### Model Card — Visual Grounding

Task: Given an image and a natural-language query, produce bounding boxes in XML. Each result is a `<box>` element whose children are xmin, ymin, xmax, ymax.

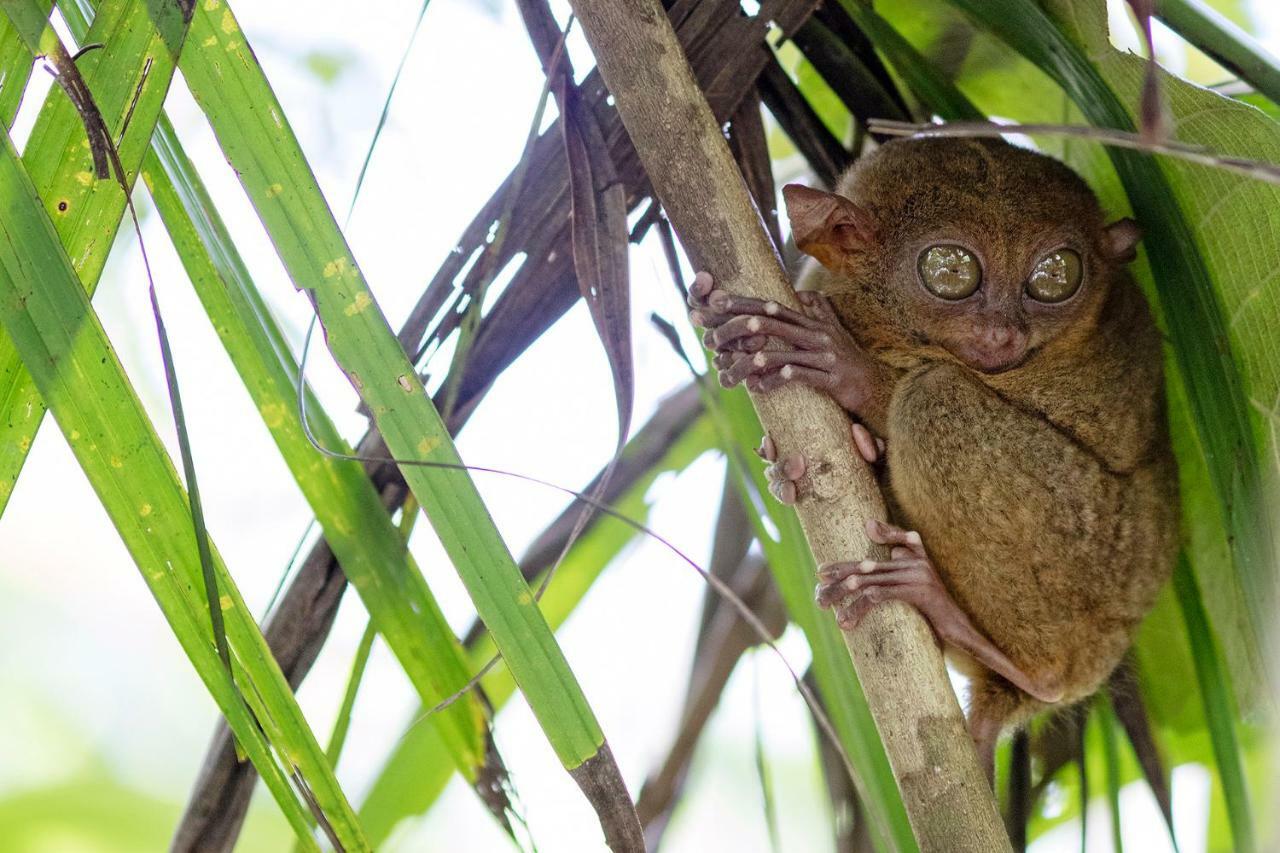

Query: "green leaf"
<box><xmin>0</xmin><ymin>0</ymin><xmax>190</xmax><ymax>515</ymax></box>
<box><xmin>1155</xmin><ymin>0</ymin><xmax>1280</xmax><ymax>107</ymax></box>
<box><xmin>1174</xmin><ymin>557</ymin><xmax>1256</xmax><ymax>853</ymax></box>
<box><xmin>704</xmin><ymin>379</ymin><xmax>916</xmax><ymax>853</ymax></box>
<box><xmin>137</xmin><ymin>111</ymin><xmax>489</xmax><ymax>782</ymax></box>
<box><xmin>0</xmin><ymin>129</ymin><xmax>366</xmax><ymax>850</ymax></box>
<box><xmin>0</xmin><ymin>0</ymin><xmax>43</xmax><ymax>128</ymax></box>
<box><xmin>945</xmin><ymin>0</ymin><xmax>1277</xmax><ymax>695</ymax></box>
<box><xmin>1093</xmin><ymin>696</ymin><xmax>1125</xmax><ymax>853</ymax></box>
<box><xmin>359</xmin><ymin>413</ymin><xmax>716</xmax><ymax>845</ymax></box>
<box><xmin>837</xmin><ymin>0</ymin><xmax>983</xmax><ymax>121</ymax></box>
<box><xmin>175</xmin><ymin>0</ymin><xmax>620</xmax><ymax>791</ymax></box>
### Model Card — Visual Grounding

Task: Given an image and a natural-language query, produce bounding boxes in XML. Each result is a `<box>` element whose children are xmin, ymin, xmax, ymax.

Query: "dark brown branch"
<box><xmin>758</xmin><ymin>55</ymin><xmax>851</xmax><ymax>189</ymax></box>
<box><xmin>789</xmin><ymin>17</ymin><xmax>908</xmax><ymax>129</ymax></box>
<box><xmin>635</xmin><ymin>554</ymin><xmax>785</xmax><ymax>846</ymax></box>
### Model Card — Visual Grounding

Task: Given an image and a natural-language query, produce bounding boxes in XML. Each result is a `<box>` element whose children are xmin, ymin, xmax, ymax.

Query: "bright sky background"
<box><xmin>0</xmin><ymin>0</ymin><xmax>1276</xmax><ymax>850</ymax></box>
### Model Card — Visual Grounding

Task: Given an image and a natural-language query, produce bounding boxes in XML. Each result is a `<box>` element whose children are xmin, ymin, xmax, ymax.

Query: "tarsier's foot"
<box><xmin>816</xmin><ymin>519</ymin><xmax>1064</xmax><ymax>704</ymax></box>
<box><xmin>757</xmin><ymin>424</ymin><xmax>884</xmax><ymax>505</ymax></box>
<box><xmin>687</xmin><ymin>272</ymin><xmax>874</xmax><ymax>412</ymax></box>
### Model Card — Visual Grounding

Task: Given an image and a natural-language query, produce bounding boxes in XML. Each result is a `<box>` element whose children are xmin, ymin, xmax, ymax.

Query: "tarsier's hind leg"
<box><xmin>967</xmin><ymin>674</ymin><xmax>1043</xmax><ymax>784</ymax></box>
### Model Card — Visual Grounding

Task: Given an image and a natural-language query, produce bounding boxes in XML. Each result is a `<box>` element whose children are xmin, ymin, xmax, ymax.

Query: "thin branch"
<box><xmin>868</xmin><ymin>118</ymin><xmax>1280</xmax><ymax>185</ymax></box>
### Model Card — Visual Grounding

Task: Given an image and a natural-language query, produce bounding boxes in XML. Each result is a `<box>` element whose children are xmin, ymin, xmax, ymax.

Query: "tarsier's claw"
<box><xmin>865</xmin><ymin>518</ymin><xmax>924</xmax><ymax>555</ymax></box>
<box><xmin>851</xmin><ymin>423</ymin><xmax>882</xmax><ymax>464</ymax></box>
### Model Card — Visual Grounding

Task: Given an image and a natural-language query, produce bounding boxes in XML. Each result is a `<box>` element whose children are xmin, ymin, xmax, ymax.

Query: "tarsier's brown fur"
<box><xmin>797</xmin><ymin>139</ymin><xmax>1179</xmax><ymax>744</ymax></box>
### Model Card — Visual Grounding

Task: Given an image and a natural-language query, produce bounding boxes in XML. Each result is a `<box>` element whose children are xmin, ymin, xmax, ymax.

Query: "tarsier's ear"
<box><xmin>782</xmin><ymin>184</ymin><xmax>877</xmax><ymax>269</ymax></box>
<box><xmin>1102</xmin><ymin>218</ymin><xmax>1142</xmax><ymax>263</ymax></box>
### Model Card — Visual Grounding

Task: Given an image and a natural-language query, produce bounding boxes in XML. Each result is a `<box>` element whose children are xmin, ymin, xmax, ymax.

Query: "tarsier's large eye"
<box><xmin>1026</xmin><ymin>249</ymin><xmax>1083</xmax><ymax>303</ymax></box>
<box><xmin>918</xmin><ymin>245</ymin><xmax>981</xmax><ymax>300</ymax></box>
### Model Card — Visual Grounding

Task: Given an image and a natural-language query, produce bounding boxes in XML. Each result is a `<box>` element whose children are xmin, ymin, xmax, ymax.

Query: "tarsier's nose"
<box><xmin>982</xmin><ymin>324</ymin><xmax>1017</xmax><ymax>348</ymax></box>
<box><xmin>965</xmin><ymin>319</ymin><xmax>1029</xmax><ymax>373</ymax></box>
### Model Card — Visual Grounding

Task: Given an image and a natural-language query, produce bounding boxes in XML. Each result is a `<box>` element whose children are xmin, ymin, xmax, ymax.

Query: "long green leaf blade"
<box><xmin>139</xmin><ymin>111</ymin><xmax>489</xmax><ymax>782</ymax></box>
<box><xmin>0</xmin><ymin>0</ymin><xmax>189</xmax><ymax>515</ymax></box>
<box><xmin>709</xmin><ymin>380</ymin><xmax>916</xmax><ymax>853</ymax></box>
<box><xmin>0</xmin><ymin>130</ymin><xmax>367</xmax><ymax>850</ymax></box>
<box><xmin>1155</xmin><ymin>0</ymin><xmax>1280</xmax><ymax>108</ymax></box>
<box><xmin>1174</xmin><ymin>557</ymin><xmax>1256</xmax><ymax>853</ymax></box>
<box><xmin>0</xmin><ymin>0</ymin><xmax>44</xmax><ymax>128</ymax></box>
<box><xmin>176</xmin><ymin>0</ymin><xmax>619</xmax><ymax>794</ymax></box>
<box><xmin>359</xmin><ymin>413</ymin><xmax>715</xmax><ymax>844</ymax></box>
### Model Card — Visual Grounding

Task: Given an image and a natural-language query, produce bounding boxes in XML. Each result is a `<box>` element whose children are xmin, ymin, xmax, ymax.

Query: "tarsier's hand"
<box><xmin>686</xmin><ymin>271</ymin><xmax>876</xmax><ymax>415</ymax></box>
<box><xmin>817</xmin><ymin>519</ymin><xmax>1063</xmax><ymax>705</ymax></box>
<box><xmin>757</xmin><ymin>427</ymin><xmax>884</xmax><ymax>505</ymax></box>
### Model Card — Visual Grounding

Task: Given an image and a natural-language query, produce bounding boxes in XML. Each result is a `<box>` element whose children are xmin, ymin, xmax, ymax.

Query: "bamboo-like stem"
<box><xmin>564</xmin><ymin>1</ymin><xmax>1012</xmax><ymax>849</ymax></box>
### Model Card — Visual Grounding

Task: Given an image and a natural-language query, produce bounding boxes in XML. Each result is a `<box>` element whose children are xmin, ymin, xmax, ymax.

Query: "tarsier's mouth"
<box><xmin>947</xmin><ymin>341</ymin><xmax>1035</xmax><ymax>375</ymax></box>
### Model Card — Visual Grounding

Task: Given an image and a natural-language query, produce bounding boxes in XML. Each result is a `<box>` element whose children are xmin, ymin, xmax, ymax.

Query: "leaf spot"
<box><xmin>343</xmin><ymin>291</ymin><xmax>372</xmax><ymax>316</ymax></box>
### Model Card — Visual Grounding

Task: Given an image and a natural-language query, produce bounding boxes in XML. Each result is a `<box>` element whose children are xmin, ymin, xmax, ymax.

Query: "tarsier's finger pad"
<box><xmin>779</xmin><ymin>452</ymin><xmax>806</xmax><ymax>481</ymax></box>
<box><xmin>689</xmin><ymin>271</ymin><xmax>713</xmax><ymax>300</ymax></box>
<box><xmin>769</xmin><ymin>478</ymin><xmax>798</xmax><ymax>505</ymax></box>
<box><xmin>757</xmin><ymin>434</ymin><xmax>776</xmax><ymax>462</ymax></box>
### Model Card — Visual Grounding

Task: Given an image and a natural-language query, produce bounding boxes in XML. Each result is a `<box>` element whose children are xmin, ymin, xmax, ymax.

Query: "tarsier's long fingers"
<box><xmin>718</xmin><ymin>349</ymin><xmax>836</xmax><ymax>387</ymax></box>
<box><xmin>754</xmin><ymin>434</ymin><xmax>806</xmax><ymax>505</ymax></box>
<box><xmin>816</xmin><ymin>519</ymin><xmax>1064</xmax><ymax>704</ymax></box>
<box><xmin>851</xmin><ymin>423</ymin><xmax>885</xmax><ymax>465</ymax></box>
<box><xmin>745</xmin><ymin>363</ymin><xmax>839</xmax><ymax>397</ymax></box>
<box><xmin>708</xmin><ymin>315</ymin><xmax>833</xmax><ymax>352</ymax></box>
<box><xmin>688</xmin><ymin>272</ymin><xmax>780</xmax><ymax>355</ymax></box>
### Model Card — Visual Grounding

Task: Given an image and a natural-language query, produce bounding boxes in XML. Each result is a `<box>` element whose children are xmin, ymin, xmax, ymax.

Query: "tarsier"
<box><xmin>688</xmin><ymin>137</ymin><xmax>1178</xmax><ymax>778</ymax></box>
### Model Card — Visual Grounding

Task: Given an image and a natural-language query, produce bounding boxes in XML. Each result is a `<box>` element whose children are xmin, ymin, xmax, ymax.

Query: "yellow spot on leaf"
<box><xmin>220</xmin><ymin>9</ymin><xmax>238</xmax><ymax>33</ymax></box>
<box><xmin>517</xmin><ymin>589</ymin><xmax>534</xmax><ymax>605</ymax></box>
<box><xmin>417</xmin><ymin>436</ymin><xmax>440</xmax><ymax>456</ymax></box>
<box><xmin>18</xmin><ymin>436</ymin><xmax>30</xmax><ymax>452</ymax></box>
<box><xmin>140</xmin><ymin>503</ymin><xmax>153</xmax><ymax>517</ymax></box>
<box><xmin>260</xmin><ymin>401</ymin><xmax>286</xmax><ymax>428</ymax></box>
<box><xmin>109</xmin><ymin>456</ymin><xmax>123</xmax><ymax>468</ymax></box>
<box><xmin>342</xmin><ymin>292</ymin><xmax>372</xmax><ymax>316</ymax></box>
<box><xmin>202</xmin><ymin>35</ymin><xmax>217</xmax><ymax>48</ymax></box>
<box><xmin>203</xmin><ymin>0</ymin><xmax>220</xmax><ymax>9</ymax></box>
<box><xmin>224</xmin><ymin>40</ymin><xmax>240</xmax><ymax>53</ymax></box>
<box><xmin>322</xmin><ymin>258</ymin><xmax>348</xmax><ymax>279</ymax></box>
<box><xmin>219</xmin><ymin>595</ymin><xmax>233</xmax><ymax>611</ymax></box>
<box><xmin>265</xmin><ymin>182</ymin><xmax>283</xmax><ymax>198</ymax></box>
<box><xmin>69</xmin><ymin>430</ymin><xmax>80</xmax><ymax>441</ymax></box>
<box><xmin>74</xmin><ymin>171</ymin><xmax>94</xmax><ymax>187</ymax></box>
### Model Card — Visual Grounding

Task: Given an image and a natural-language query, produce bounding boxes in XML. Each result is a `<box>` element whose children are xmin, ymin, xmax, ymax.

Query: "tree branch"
<box><xmin>565</xmin><ymin>0</ymin><xmax>1012</xmax><ymax>849</ymax></box>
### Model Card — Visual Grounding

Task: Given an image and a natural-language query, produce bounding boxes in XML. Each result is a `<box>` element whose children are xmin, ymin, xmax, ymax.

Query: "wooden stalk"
<box><xmin>564</xmin><ymin>1</ymin><xmax>1013</xmax><ymax>849</ymax></box>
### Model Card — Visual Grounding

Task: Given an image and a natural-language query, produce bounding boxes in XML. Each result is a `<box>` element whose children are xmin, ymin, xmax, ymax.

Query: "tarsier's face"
<box><xmin>784</xmin><ymin>137</ymin><xmax>1140</xmax><ymax>375</ymax></box>
<box><xmin>891</xmin><ymin>218</ymin><xmax>1104</xmax><ymax>373</ymax></box>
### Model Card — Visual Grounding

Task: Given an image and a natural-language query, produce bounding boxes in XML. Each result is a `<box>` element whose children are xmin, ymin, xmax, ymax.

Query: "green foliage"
<box><xmin>0</xmin><ymin>0</ymin><xmax>1275</xmax><ymax>848</ymax></box>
